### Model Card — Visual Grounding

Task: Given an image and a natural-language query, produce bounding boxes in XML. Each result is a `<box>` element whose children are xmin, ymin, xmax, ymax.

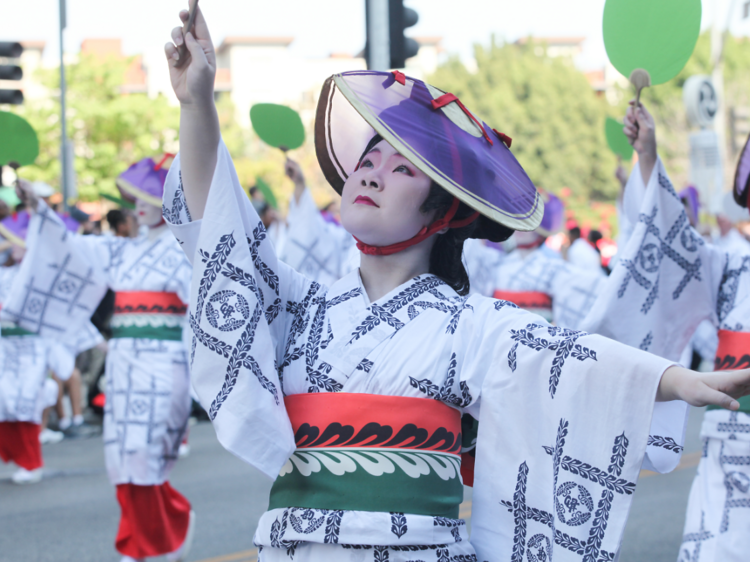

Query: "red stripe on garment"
<box><xmin>114</xmin><ymin>291</ymin><xmax>187</xmax><ymax>315</ymax></box>
<box><xmin>493</xmin><ymin>290</ymin><xmax>552</xmax><ymax>310</ymax></box>
<box><xmin>715</xmin><ymin>330</ymin><xmax>750</xmax><ymax>371</ymax></box>
<box><xmin>0</xmin><ymin>422</ymin><xmax>43</xmax><ymax>470</ymax></box>
<box><xmin>285</xmin><ymin>393</ymin><xmax>462</xmax><ymax>455</ymax></box>
<box><xmin>115</xmin><ymin>482</ymin><xmax>191</xmax><ymax>558</ymax></box>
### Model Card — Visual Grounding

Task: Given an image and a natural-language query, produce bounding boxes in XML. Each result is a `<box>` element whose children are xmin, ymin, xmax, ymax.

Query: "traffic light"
<box><xmin>0</xmin><ymin>42</ymin><xmax>24</xmax><ymax>105</ymax></box>
<box><xmin>365</xmin><ymin>0</ymin><xmax>419</xmax><ymax>70</ymax></box>
<box><xmin>388</xmin><ymin>0</ymin><xmax>419</xmax><ymax>69</ymax></box>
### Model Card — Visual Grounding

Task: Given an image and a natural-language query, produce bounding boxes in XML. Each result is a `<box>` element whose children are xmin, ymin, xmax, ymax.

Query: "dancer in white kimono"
<box><xmin>0</xmin><ymin>211</ymin><xmax>75</xmax><ymax>484</ymax></box>
<box><xmin>492</xmin><ymin>192</ymin><xmax>605</xmax><ymax>328</ymax></box>
<box><xmin>583</xmin><ymin>104</ymin><xmax>750</xmax><ymax>562</ymax></box>
<box><xmin>11</xmin><ymin>160</ymin><xmax>194</xmax><ymax>562</ymax></box>
<box><xmin>280</xmin><ymin>158</ymin><xmax>358</xmax><ymax>286</ymax></box>
<box><xmin>164</xmin><ymin>8</ymin><xmax>750</xmax><ymax>561</ymax></box>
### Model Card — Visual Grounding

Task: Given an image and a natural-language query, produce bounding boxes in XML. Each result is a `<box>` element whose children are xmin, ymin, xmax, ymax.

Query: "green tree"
<box><xmin>10</xmin><ymin>54</ymin><xmax>179</xmax><ymax>201</ymax></box>
<box><xmin>430</xmin><ymin>38</ymin><xmax>619</xmax><ymax>207</ymax></box>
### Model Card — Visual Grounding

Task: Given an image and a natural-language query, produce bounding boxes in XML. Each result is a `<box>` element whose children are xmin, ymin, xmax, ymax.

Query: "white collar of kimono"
<box><xmin>319</xmin><ymin>269</ymin><xmax>462</xmax><ymax>377</ymax></box>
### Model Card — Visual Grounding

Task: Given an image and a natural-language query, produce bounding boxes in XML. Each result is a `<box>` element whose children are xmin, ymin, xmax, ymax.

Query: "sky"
<box><xmin>3</xmin><ymin>0</ymin><xmax>750</xmax><ymax>71</ymax></box>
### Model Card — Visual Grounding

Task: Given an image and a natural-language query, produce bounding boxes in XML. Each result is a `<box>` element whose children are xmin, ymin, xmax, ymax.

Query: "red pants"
<box><xmin>115</xmin><ymin>482</ymin><xmax>191</xmax><ymax>558</ymax></box>
<box><xmin>0</xmin><ymin>422</ymin><xmax>42</xmax><ymax>470</ymax></box>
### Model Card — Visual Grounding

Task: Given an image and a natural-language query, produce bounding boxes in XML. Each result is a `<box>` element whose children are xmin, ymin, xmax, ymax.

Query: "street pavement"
<box><xmin>0</xmin><ymin>407</ymin><xmax>706</xmax><ymax>562</ymax></box>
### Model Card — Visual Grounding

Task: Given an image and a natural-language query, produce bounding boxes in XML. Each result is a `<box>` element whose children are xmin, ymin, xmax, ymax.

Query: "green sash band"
<box><xmin>269</xmin><ymin>448</ymin><xmax>462</xmax><ymax>517</ymax></box>
<box><xmin>110</xmin><ymin>324</ymin><xmax>183</xmax><ymax>341</ymax></box>
<box><xmin>0</xmin><ymin>326</ymin><xmax>35</xmax><ymax>337</ymax></box>
<box><xmin>269</xmin><ymin>393</ymin><xmax>464</xmax><ymax>517</ymax></box>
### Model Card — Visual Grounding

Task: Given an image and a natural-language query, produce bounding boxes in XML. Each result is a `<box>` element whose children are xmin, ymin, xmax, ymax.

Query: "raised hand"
<box><xmin>162</xmin><ymin>4</ymin><xmax>221</xmax><ymax>221</ymax></box>
<box><xmin>657</xmin><ymin>365</ymin><xmax>750</xmax><ymax>411</ymax></box>
<box><xmin>285</xmin><ymin>158</ymin><xmax>307</xmax><ymax>204</ymax></box>
<box><xmin>15</xmin><ymin>178</ymin><xmax>38</xmax><ymax>213</ymax></box>
<box><xmin>623</xmin><ymin>100</ymin><xmax>657</xmax><ymax>184</ymax></box>
<box><xmin>164</xmin><ymin>5</ymin><xmax>216</xmax><ymax>108</ymax></box>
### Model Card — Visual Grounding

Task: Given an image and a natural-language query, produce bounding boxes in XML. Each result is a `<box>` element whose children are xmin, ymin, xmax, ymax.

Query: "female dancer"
<box><xmin>12</xmin><ymin>160</ymin><xmax>194</xmax><ymax>562</ymax></box>
<box><xmin>583</xmin><ymin>102</ymin><xmax>750</xmax><ymax>562</ymax></box>
<box><xmin>163</xmin><ymin>7</ymin><xmax>750</xmax><ymax>561</ymax></box>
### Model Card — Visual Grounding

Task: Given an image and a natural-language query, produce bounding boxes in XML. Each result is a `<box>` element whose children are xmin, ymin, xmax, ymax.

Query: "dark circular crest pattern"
<box><xmin>639</xmin><ymin>243</ymin><xmax>663</xmax><ymax>273</ymax></box>
<box><xmin>527</xmin><ymin>533</ymin><xmax>552</xmax><ymax>562</ymax></box>
<box><xmin>555</xmin><ymin>481</ymin><xmax>594</xmax><ymax>526</ymax></box>
<box><xmin>680</xmin><ymin>226</ymin><xmax>701</xmax><ymax>252</ymax></box>
<box><xmin>206</xmin><ymin>290</ymin><xmax>250</xmax><ymax>332</ymax></box>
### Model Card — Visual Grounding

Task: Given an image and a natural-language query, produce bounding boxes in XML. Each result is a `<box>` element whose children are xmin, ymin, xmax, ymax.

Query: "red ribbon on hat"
<box><xmin>431</xmin><ymin>93</ymin><xmax>494</xmax><ymax>146</ymax></box>
<box><xmin>154</xmin><ymin>153</ymin><xmax>176</xmax><ymax>171</ymax></box>
<box><xmin>354</xmin><ymin>197</ymin><xmax>479</xmax><ymax>256</ymax></box>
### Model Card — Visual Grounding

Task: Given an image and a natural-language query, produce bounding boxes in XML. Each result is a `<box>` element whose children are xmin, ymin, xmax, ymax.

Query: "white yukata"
<box><xmin>582</xmin><ymin>158</ymin><xmax>750</xmax><ymax>562</ymax></box>
<box><xmin>280</xmin><ymin>189</ymin><xmax>359</xmax><ymax>287</ymax></box>
<box><xmin>3</xmin><ymin>203</ymin><xmax>193</xmax><ymax>485</ymax></box>
<box><xmin>462</xmin><ymin>238</ymin><xmax>505</xmax><ymax>298</ymax></box>
<box><xmin>164</xmin><ymin>141</ymin><xmax>685</xmax><ymax>562</ymax></box>
<box><xmin>493</xmin><ymin>247</ymin><xmax>605</xmax><ymax>329</ymax></box>
<box><xmin>0</xmin><ymin>264</ymin><xmax>73</xmax><ymax>426</ymax></box>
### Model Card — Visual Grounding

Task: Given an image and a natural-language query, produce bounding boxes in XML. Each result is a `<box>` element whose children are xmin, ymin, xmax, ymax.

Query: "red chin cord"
<box><xmin>354</xmin><ymin>198</ymin><xmax>480</xmax><ymax>257</ymax></box>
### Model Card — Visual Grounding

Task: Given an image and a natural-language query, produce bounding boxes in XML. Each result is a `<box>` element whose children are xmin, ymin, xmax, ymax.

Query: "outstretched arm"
<box><xmin>164</xmin><ymin>5</ymin><xmax>219</xmax><ymax>220</ymax></box>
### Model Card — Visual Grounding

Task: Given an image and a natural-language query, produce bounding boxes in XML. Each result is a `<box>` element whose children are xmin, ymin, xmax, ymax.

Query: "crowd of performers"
<box><xmin>2</xmin><ymin>9</ymin><xmax>750</xmax><ymax>562</ymax></box>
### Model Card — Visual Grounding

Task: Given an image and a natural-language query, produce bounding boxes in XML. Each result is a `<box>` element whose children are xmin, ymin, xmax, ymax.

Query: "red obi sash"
<box><xmin>111</xmin><ymin>291</ymin><xmax>186</xmax><ymax>341</ymax></box>
<box><xmin>114</xmin><ymin>291</ymin><xmax>187</xmax><ymax>315</ymax></box>
<box><xmin>493</xmin><ymin>290</ymin><xmax>552</xmax><ymax>311</ymax></box>
<box><xmin>710</xmin><ymin>330</ymin><xmax>750</xmax><ymax>413</ymax></box>
<box><xmin>268</xmin><ymin>393</ymin><xmax>465</xmax><ymax>518</ymax></box>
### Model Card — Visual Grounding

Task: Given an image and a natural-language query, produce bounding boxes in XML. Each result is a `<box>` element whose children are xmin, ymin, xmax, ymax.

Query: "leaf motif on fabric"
<box><xmin>390</xmin><ymin>512</ymin><xmax>408</xmax><ymax>539</ymax></box>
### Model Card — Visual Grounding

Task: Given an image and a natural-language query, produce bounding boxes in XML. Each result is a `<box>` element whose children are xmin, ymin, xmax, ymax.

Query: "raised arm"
<box><xmin>623</xmin><ymin>100</ymin><xmax>657</xmax><ymax>185</ymax></box>
<box><xmin>164</xmin><ymin>5</ymin><xmax>219</xmax><ymax>220</ymax></box>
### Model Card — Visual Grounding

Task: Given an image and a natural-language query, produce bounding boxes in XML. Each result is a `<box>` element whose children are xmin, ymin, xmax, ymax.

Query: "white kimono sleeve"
<box><xmin>280</xmin><ymin>188</ymin><xmax>358</xmax><ymax>286</ymax></box>
<box><xmin>2</xmin><ymin>202</ymin><xmax>110</xmax><ymax>341</ymax></box>
<box><xmin>466</xmin><ymin>301</ymin><xmax>674</xmax><ymax>562</ymax></box>
<box><xmin>582</xmin><ymin>157</ymin><xmax>728</xmax><ymax>473</ymax></box>
<box><xmin>163</xmin><ymin>141</ymin><xmax>317</xmax><ymax>479</ymax></box>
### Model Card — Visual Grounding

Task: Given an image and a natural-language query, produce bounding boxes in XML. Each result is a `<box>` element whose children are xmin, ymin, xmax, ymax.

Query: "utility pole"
<box><xmin>59</xmin><ymin>0</ymin><xmax>70</xmax><ymax>210</ymax></box>
<box><xmin>366</xmin><ymin>0</ymin><xmax>390</xmax><ymax>71</ymax></box>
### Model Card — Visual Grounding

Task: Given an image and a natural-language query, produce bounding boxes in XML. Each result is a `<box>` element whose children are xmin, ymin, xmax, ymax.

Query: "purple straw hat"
<box><xmin>315</xmin><ymin>70</ymin><xmax>542</xmax><ymax>235</ymax></box>
<box><xmin>0</xmin><ymin>211</ymin><xmax>30</xmax><ymax>247</ymax></box>
<box><xmin>734</xmin><ymin>132</ymin><xmax>750</xmax><ymax>210</ymax></box>
<box><xmin>535</xmin><ymin>191</ymin><xmax>564</xmax><ymax>237</ymax></box>
<box><xmin>678</xmin><ymin>185</ymin><xmax>701</xmax><ymax>225</ymax></box>
<box><xmin>116</xmin><ymin>155</ymin><xmax>172</xmax><ymax>208</ymax></box>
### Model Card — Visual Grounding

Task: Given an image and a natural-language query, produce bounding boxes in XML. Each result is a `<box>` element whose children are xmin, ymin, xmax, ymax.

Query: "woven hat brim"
<box><xmin>315</xmin><ymin>74</ymin><xmax>543</xmax><ymax>232</ymax></box>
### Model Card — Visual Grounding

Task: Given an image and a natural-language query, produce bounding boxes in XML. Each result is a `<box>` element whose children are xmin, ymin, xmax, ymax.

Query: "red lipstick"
<box><xmin>354</xmin><ymin>195</ymin><xmax>379</xmax><ymax>207</ymax></box>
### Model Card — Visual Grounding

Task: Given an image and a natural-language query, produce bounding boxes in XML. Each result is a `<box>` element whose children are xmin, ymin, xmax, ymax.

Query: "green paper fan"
<box><xmin>603</xmin><ymin>0</ymin><xmax>701</xmax><ymax>85</ymax></box>
<box><xmin>0</xmin><ymin>112</ymin><xmax>39</xmax><ymax>167</ymax></box>
<box><xmin>0</xmin><ymin>186</ymin><xmax>21</xmax><ymax>207</ymax></box>
<box><xmin>605</xmin><ymin>117</ymin><xmax>633</xmax><ymax>160</ymax></box>
<box><xmin>255</xmin><ymin>176</ymin><xmax>278</xmax><ymax>209</ymax></box>
<box><xmin>100</xmin><ymin>192</ymin><xmax>136</xmax><ymax>209</ymax></box>
<box><xmin>250</xmin><ymin>103</ymin><xmax>305</xmax><ymax>151</ymax></box>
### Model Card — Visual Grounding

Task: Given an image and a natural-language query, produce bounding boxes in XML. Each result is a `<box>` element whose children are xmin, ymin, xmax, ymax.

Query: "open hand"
<box><xmin>658</xmin><ymin>365</ymin><xmax>750</xmax><ymax>410</ymax></box>
<box><xmin>164</xmin><ymin>5</ymin><xmax>216</xmax><ymax>107</ymax></box>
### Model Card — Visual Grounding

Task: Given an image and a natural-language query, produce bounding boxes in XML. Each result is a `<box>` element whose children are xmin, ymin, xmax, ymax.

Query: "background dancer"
<box><xmin>11</xmin><ymin>159</ymin><xmax>195</xmax><ymax>562</ymax></box>
<box><xmin>583</xmin><ymin>102</ymin><xmax>750</xmax><ymax>562</ymax></box>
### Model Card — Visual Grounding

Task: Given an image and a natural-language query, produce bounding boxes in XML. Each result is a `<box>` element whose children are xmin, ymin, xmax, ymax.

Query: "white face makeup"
<box><xmin>135</xmin><ymin>198</ymin><xmax>164</xmax><ymax>228</ymax></box>
<box><xmin>340</xmin><ymin>140</ymin><xmax>434</xmax><ymax>247</ymax></box>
